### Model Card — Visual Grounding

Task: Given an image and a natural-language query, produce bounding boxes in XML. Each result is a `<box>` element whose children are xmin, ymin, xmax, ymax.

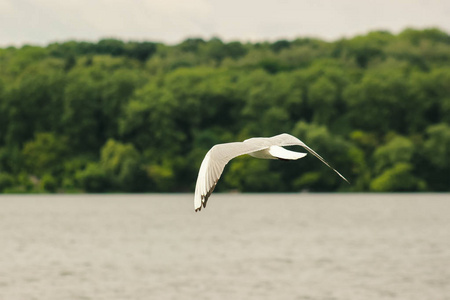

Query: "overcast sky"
<box><xmin>1</xmin><ymin>0</ymin><xmax>449</xmax><ymax>47</ymax></box>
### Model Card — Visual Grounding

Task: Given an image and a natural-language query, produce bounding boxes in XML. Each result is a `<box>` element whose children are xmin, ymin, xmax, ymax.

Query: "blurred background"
<box><xmin>0</xmin><ymin>0</ymin><xmax>449</xmax><ymax>194</ymax></box>
<box><xmin>1</xmin><ymin>2</ymin><xmax>450</xmax><ymax>300</ymax></box>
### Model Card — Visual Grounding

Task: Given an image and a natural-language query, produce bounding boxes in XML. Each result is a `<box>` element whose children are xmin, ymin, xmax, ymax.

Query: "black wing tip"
<box><xmin>195</xmin><ymin>194</ymin><xmax>210</xmax><ymax>212</ymax></box>
<box><xmin>195</xmin><ymin>182</ymin><xmax>217</xmax><ymax>212</ymax></box>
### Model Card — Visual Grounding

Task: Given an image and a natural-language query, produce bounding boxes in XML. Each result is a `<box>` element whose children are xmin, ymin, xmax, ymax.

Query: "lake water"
<box><xmin>0</xmin><ymin>194</ymin><xmax>449</xmax><ymax>300</ymax></box>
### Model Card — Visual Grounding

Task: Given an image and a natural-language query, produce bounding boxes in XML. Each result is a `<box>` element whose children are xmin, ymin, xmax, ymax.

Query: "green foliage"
<box><xmin>40</xmin><ymin>174</ymin><xmax>58</xmax><ymax>192</ymax></box>
<box><xmin>224</xmin><ymin>157</ymin><xmax>282</xmax><ymax>192</ymax></box>
<box><xmin>147</xmin><ymin>163</ymin><xmax>174</xmax><ymax>191</ymax></box>
<box><xmin>308</xmin><ymin>77</ymin><xmax>338</xmax><ymax>124</ymax></box>
<box><xmin>99</xmin><ymin>139</ymin><xmax>147</xmax><ymax>192</ymax></box>
<box><xmin>370</xmin><ymin>163</ymin><xmax>426</xmax><ymax>192</ymax></box>
<box><xmin>5</xmin><ymin>46</ymin><xmax>49</xmax><ymax>75</ymax></box>
<box><xmin>75</xmin><ymin>163</ymin><xmax>110</xmax><ymax>193</ymax></box>
<box><xmin>0</xmin><ymin>173</ymin><xmax>14</xmax><ymax>192</ymax></box>
<box><xmin>0</xmin><ymin>29</ymin><xmax>449</xmax><ymax>193</ymax></box>
<box><xmin>48</xmin><ymin>40</ymin><xmax>158</xmax><ymax>62</ymax></box>
<box><xmin>22</xmin><ymin>132</ymin><xmax>68</xmax><ymax>176</ymax></box>
<box><xmin>125</xmin><ymin>42</ymin><xmax>157</xmax><ymax>62</ymax></box>
<box><xmin>423</xmin><ymin>124</ymin><xmax>450</xmax><ymax>168</ymax></box>
<box><xmin>344</xmin><ymin>69</ymin><xmax>414</xmax><ymax>134</ymax></box>
<box><xmin>339</xmin><ymin>31</ymin><xmax>394</xmax><ymax>67</ymax></box>
<box><xmin>291</xmin><ymin>122</ymin><xmax>355</xmax><ymax>190</ymax></box>
<box><xmin>373</xmin><ymin>135</ymin><xmax>415</xmax><ymax>173</ymax></box>
<box><xmin>4</xmin><ymin>65</ymin><xmax>65</xmax><ymax>145</ymax></box>
<box><xmin>421</xmin><ymin>124</ymin><xmax>450</xmax><ymax>190</ymax></box>
<box><xmin>271</xmin><ymin>40</ymin><xmax>291</xmax><ymax>53</ymax></box>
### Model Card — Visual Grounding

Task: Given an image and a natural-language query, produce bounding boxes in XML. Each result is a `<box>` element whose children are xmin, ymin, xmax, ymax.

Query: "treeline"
<box><xmin>0</xmin><ymin>28</ymin><xmax>449</xmax><ymax>193</ymax></box>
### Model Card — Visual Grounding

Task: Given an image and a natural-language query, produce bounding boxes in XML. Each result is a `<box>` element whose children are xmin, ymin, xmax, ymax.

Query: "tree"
<box><xmin>99</xmin><ymin>69</ymin><xmax>146</xmax><ymax>139</ymax></box>
<box><xmin>372</xmin><ymin>135</ymin><xmax>415</xmax><ymax>174</ymax></box>
<box><xmin>343</xmin><ymin>69</ymin><xmax>416</xmax><ymax>134</ymax></box>
<box><xmin>308</xmin><ymin>77</ymin><xmax>338</xmax><ymax>124</ymax></box>
<box><xmin>224</xmin><ymin>41</ymin><xmax>248</xmax><ymax>59</ymax></box>
<box><xmin>99</xmin><ymin>139</ymin><xmax>148</xmax><ymax>192</ymax></box>
<box><xmin>291</xmin><ymin>122</ymin><xmax>355</xmax><ymax>191</ymax></box>
<box><xmin>370</xmin><ymin>163</ymin><xmax>426</xmax><ymax>192</ymax></box>
<box><xmin>119</xmin><ymin>82</ymin><xmax>186</xmax><ymax>154</ymax></box>
<box><xmin>178</xmin><ymin>38</ymin><xmax>206</xmax><ymax>53</ymax></box>
<box><xmin>95</xmin><ymin>39</ymin><xmax>125</xmax><ymax>56</ymax></box>
<box><xmin>62</xmin><ymin>70</ymin><xmax>103</xmax><ymax>152</ymax></box>
<box><xmin>224</xmin><ymin>156</ymin><xmax>283</xmax><ymax>192</ymax></box>
<box><xmin>0</xmin><ymin>173</ymin><xmax>14</xmax><ymax>192</ymax></box>
<box><xmin>75</xmin><ymin>163</ymin><xmax>110</xmax><ymax>192</ymax></box>
<box><xmin>22</xmin><ymin>132</ymin><xmax>69</xmax><ymax>177</ymax></box>
<box><xmin>125</xmin><ymin>42</ymin><xmax>157</xmax><ymax>62</ymax></box>
<box><xmin>337</xmin><ymin>31</ymin><xmax>393</xmax><ymax>67</ymax></box>
<box><xmin>421</xmin><ymin>123</ymin><xmax>450</xmax><ymax>190</ymax></box>
<box><xmin>271</xmin><ymin>40</ymin><xmax>291</xmax><ymax>53</ymax></box>
<box><xmin>4</xmin><ymin>65</ymin><xmax>66</xmax><ymax>146</ymax></box>
<box><xmin>1</xmin><ymin>30</ymin><xmax>450</xmax><ymax>193</ymax></box>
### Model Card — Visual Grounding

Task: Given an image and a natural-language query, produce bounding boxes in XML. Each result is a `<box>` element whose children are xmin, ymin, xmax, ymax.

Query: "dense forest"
<box><xmin>0</xmin><ymin>28</ymin><xmax>449</xmax><ymax>193</ymax></box>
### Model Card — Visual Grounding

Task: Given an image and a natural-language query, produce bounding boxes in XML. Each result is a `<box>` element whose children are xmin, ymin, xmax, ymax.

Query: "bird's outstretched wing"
<box><xmin>270</xmin><ymin>133</ymin><xmax>350</xmax><ymax>184</ymax></box>
<box><xmin>194</xmin><ymin>141</ymin><xmax>272</xmax><ymax>211</ymax></box>
<box><xmin>194</xmin><ymin>133</ymin><xmax>349</xmax><ymax>212</ymax></box>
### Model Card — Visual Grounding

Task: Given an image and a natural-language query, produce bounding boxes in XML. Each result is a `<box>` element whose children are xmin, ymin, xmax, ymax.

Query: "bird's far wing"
<box><xmin>268</xmin><ymin>145</ymin><xmax>307</xmax><ymax>160</ymax></box>
<box><xmin>194</xmin><ymin>141</ymin><xmax>271</xmax><ymax>211</ymax></box>
<box><xmin>271</xmin><ymin>133</ymin><xmax>350</xmax><ymax>184</ymax></box>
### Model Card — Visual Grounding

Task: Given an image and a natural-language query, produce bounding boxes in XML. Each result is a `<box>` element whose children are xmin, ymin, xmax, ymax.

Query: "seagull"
<box><xmin>194</xmin><ymin>133</ymin><xmax>349</xmax><ymax>211</ymax></box>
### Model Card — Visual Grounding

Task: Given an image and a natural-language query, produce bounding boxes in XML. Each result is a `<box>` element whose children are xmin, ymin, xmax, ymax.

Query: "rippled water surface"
<box><xmin>0</xmin><ymin>194</ymin><xmax>449</xmax><ymax>300</ymax></box>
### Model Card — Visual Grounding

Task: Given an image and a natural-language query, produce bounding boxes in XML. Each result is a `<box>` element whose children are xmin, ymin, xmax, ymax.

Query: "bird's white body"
<box><xmin>194</xmin><ymin>133</ymin><xmax>348</xmax><ymax>211</ymax></box>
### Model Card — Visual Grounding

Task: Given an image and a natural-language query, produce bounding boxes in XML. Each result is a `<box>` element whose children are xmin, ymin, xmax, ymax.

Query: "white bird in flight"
<box><xmin>194</xmin><ymin>133</ymin><xmax>349</xmax><ymax>211</ymax></box>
